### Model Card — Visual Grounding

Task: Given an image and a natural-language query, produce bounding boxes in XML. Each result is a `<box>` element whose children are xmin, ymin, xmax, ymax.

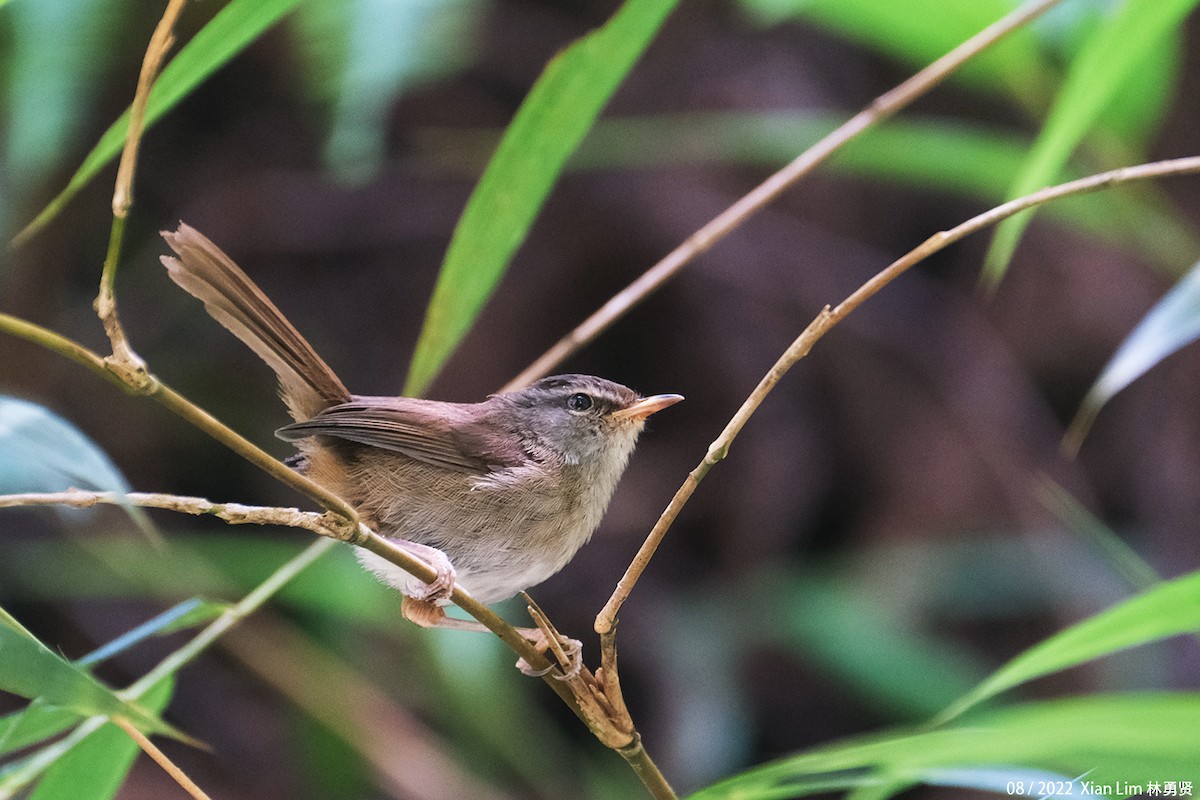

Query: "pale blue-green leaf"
<box><xmin>28</xmin><ymin>679</ymin><xmax>174</xmax><ymax>800</ymax></box>
<box><xmin>0</xmin><ymin>607</ymin><xmax>188</xmax><ymax>742</ymax></box>
<box><xmin>982</xmin><ymin>0</ymin><xmax>1200</xmax><ymax>289</ymax></box>
<box><xmin>934</xmin><ymin>569</ymin><xmax>1200</xmax><ymax>724</ymax></box>
<box><xmin>0</xmin><ymin>397</ymin><xmax>126</xmax><ymax>494</ymax></box>
<box><xmin>77</xmin><ymin>598</ymin><xmax>227</xmax><ymax>668</ymax></box>
<box><xmin>293</xmin><ymin>0</ymin><xmax>484</xmax><ymax>183</ymax></box>
<box><xmin>403</xmin><ymin>0</ymin><xmax>679</xmax><ymax>395</ymax></box>
<box><xmin>1065</xmin><ymin>258</ymin><xmax>1200</xmax><ymax>453</ymax></box>
<box><xmin>0</xmin><ymin>396</ymin><xmax>154</xmax><ymax>539</ymax></box>
<box><xmin>13</xmin><ymin>0</ymin><xmax>305</xmax><ymax>245</ymax></box>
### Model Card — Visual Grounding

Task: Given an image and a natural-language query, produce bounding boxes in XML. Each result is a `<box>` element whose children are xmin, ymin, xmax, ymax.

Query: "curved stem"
<box><xmin>596</xmin><ymin>155</ymin><xmax>1200</xmax><ymax>633</ymax></box>
<box><xmin>503</xmin><ymin>0</ymin><xmax>1065</xmax><ymax>391</ymax></box>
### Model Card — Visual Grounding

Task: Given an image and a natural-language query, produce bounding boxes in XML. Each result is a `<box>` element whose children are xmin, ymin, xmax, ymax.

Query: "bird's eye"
<box><xmin>566</xmin><ymin>393</ymin><xmax>594</xmax><ymax>412</ymax></box>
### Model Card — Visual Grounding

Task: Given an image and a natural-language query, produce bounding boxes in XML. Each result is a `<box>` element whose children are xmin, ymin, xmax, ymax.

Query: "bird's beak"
<box><xmin>610</xmin><ymin>393</ymin><xmax>684</xmax><ymax>422</ymax></box>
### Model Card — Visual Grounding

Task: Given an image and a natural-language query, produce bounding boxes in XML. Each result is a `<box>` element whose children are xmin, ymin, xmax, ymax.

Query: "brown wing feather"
<box><xmin>161</xmin><ymin>223</ymin><xmax>350</xmax><ymax>421</ymax></box>
<box><xmin>276</xmin><ymin>397</ymin><xmax>526</xmax><ymax>474</ymax></box>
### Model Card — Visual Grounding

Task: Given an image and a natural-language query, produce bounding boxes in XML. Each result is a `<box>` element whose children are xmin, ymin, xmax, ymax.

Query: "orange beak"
<box><xmin>610</xmin><ymin>393</ymin><xmax>684</xmax><ymax>422</ymax></box>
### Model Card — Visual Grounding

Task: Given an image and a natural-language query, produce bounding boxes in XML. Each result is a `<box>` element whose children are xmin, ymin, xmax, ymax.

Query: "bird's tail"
<box><xmin>160</xmin><ymin>223</ymin><xmax>350</xmax><ymax>421</ymax></box>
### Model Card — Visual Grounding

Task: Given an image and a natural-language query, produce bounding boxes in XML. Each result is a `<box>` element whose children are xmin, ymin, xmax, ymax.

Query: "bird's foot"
<box><xmin>395</xmin><ymin>539</ymin><xmax>456</xmax><ymax>604</ymax></box>
<box><xmin>516</xmin><ymin>629</ymin><xmax>583</xmax><ymax>680</ymax></box>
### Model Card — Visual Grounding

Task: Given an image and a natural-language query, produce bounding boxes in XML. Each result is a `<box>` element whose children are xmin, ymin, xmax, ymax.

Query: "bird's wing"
<box><xmin>275</xmin><ymin>397</ymin><xmax>525</xmax><ymax>474</ymax></box>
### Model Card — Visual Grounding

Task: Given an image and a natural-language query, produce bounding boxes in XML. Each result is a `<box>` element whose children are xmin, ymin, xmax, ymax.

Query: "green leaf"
<box><xmin>688</xmin><ymin>694</ymin><xmax>1200</xmax><ymax>799</ymax></box>
<box><xmin>423</xmin><ymin>111</ymin><xmax>1200</xmax><ymax>270</ymax></box>
<box><xmin>934</xmin><ymin>570</ymin><xmax>1200</xmax><ymax>724</ymax></box>
<box><xmin>1094</xmin><ymin>27</ymin><xmax>1181</xmax><ymax>147</ymax></box>
<box><xmin>981</xmin><ymin>0</ymin><xmax>1200</xmax><ymax>289</ymax></box>
<box><xmin>0</xmin><ymin>701</ymin><xmax>82</xmax><ymax>758</ymax></box>
<box><xmin>1064</xmin><ymin>259</ymin><xmax>1200</xmax><ymax>454</ymax></box>
<box><xmin>28</xmin><ymin>679</ymin><xmax>174</xmax><ymax>800</ymax></box>
<box><xmin>403</xmin><ymin>0</ymin><xmax>679</xmax><ymax>395</ymax></box>
<box><xmin>737</xmin><ymin>0</ymin><xmax>1053</xmax><ymax>103</ymax></box>
<box><xmin>0</xmin><ymin>718</ymin><xmax>109</xmax><ymax>799</ymax></box>
<box><xmin>0</xmin><ymin>607</ymin><xmax>189</xmax><ymax>743</ymax></box>
<box><xmin>12</xmin><ymin>0</ymin><xmax>305</xmax><ymax>246</ymax></box>
<box><xmin>0</xmin><ymin>601</ymin><xmax>217</xmax><ymax>758</ymax></box>
<box><xmin>0</xmin><ymin>396</ymin><xmax>155</xmax><ymax>540</ymax></box>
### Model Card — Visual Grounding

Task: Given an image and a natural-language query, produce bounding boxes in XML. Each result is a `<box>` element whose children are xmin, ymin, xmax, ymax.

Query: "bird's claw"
<box><xmin>516</xmin><ymin>631</ymin><xmax>583</xmax><ymax>680</ymax></box>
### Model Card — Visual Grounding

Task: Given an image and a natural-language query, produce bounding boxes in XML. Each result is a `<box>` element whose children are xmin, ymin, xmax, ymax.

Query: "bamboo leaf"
<box><xmin>403</xmin><ymin>0</ymin><xmax>679</xmax><ymax>395</ymax></box>
<box><xmin>0</xmin><ymin>599</ymin><xmax>222</xmax><ymax>758</ymax></box>
<box><xmin>981</xmin><ymin>0</ymin><xmax>1199</xmax><ymax>289</ymax></box>
<box><xmin>689</xmin><ymin>694</ymin><xmax>1200</xmax><ymax>799</ymax></box>
<box><xmin>421</xmin><ymin>112</ymin><xmax>1200</xmax><ymax>269</ymax></box>
<box><xmin>12</xmin><ymin>0</ymin><xmax>305</xmax><ymax>246</ymax></box>
<box><xmin>27</xmin><ymin>679</ymin><xmax>174</xmax><ymax>800</ymax></box>
<box><xmin>934</xmin><ymin>570</ymin><xmax>1200</xmax><ymax>724</ymax></box>
<box><xmin>0</xmin><ymin>608</ymin><xmax>190</xmax><ymax>743</ymax></box>
<box><xmin>738</xmin><ymin>0</ymin><xmax>1051</xmax><ymax>100</ymax></box>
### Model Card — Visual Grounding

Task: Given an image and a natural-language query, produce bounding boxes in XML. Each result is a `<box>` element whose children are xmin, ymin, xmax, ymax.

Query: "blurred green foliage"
<box><xmin>2</xmin><ymin>0</ymin><xmax>1200</xmax><ymax>797</ymax></box>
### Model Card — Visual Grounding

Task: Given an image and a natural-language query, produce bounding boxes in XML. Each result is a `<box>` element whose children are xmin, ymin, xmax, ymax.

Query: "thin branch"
<box><xmin>0</xmin><ymin>489</ymin><xmax>347</xmax><ymax>535</ymax></box>
<box><xmin>114</xmin><ymin>717</ymin><xmax>213</xmax><ymax>800</ymax></box>
<box><xmin>502</xmin><ymin>0</ymin><xmax>1065</xmax><ymax>391</ymax></box>
<box><xmin>98</xmin><ymin>0</ymin><xmax>186</xmax><ymax>369</ymax></box>
<box><xmin>112</xmin><ymin>0</ymin><xmax>185</xmax><ymax>219</ymax></box>
<box><xmin>595</xmin><ymin>155</ymin><xmax>1200</xmax><ymax>635</ymax></box>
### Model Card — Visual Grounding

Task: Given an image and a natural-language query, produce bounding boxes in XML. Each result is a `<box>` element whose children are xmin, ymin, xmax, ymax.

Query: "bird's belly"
<box><xmin>338</xmin><ymin>456</ymin><xmax>601</xmax><ymax>604</ymax></box>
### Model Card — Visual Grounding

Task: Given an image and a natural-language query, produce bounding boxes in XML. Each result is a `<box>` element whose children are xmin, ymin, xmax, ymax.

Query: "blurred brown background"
<box><xmin>2</xmin><ymin>1</ymin><xmax>1199</xmax><ymax>797</ymax></box>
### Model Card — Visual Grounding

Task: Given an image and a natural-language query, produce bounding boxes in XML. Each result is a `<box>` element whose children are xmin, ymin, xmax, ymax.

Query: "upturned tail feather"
<box><xmin>160</xmin><ymin>223</ymin><xmax>350</xmax><ymax>421</ymax></box>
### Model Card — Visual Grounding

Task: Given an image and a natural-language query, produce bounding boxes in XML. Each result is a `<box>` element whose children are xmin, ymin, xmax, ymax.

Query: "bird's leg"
<box><xmin>401</xmin><ymin>597</ymin><xmax>582</xmax><ymax>678</ymax></box>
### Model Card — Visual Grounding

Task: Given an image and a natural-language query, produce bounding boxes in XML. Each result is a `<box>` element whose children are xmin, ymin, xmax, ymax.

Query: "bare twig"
<box><xmin>502</xmin><ymin>0</ymin><xmax>1065</xmax><ymax>391</ymax></box>
<box><xmin>112</xmin><ymin>0</ymin><xmax>185</xmax><ymax>218</ymax></box>
<box><xmin>113</xmin><ymin>717</ymin><xmax>212</xmax><ymax>800</ymax></box>
<box><xmin>0</xmin><ymin>489</ymin><xmax>340</xmax><ymax>535</ymax></box>
<box><xmin>595</xmin><ymin>155</ymin><xmax>1200</xmax><ymax>635</ymax></box>
<box><xmin>97</xmin><ymin>0</ymin><xmax>187</xmax><ymax>372</ymax></box>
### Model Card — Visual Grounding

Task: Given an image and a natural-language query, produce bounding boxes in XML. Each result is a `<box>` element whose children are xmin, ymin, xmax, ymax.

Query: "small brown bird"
<box><xmin>160</xmin><ymin>223</ymin><xmax>681</xmax><ymax>644</ymax></box>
